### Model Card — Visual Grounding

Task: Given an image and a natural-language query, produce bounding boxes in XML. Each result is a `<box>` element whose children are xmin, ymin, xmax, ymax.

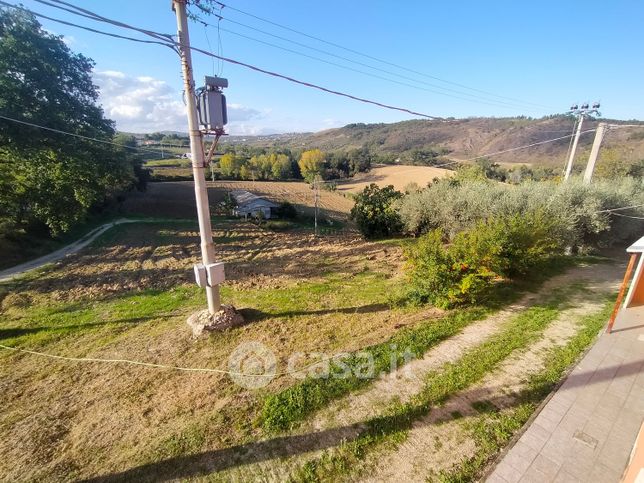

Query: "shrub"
<box><xmin>276</xmin><ymin>201</ymin><xmax>298</xmax><ymax>219</ymax></box>
<box><xmin>350</xmin><ymin>184</ymin><xmax>403</xmax><ymax>239</ymax></box>
<box><xmin>397</xmin><ymin>178</ymin><xmax>644</xmax><ymax>250</ymax></box>
<box><xmin>405</xmin><ymin>212</ymin><xmax>562</xmax><ymax>308</ymax></box>
<box><xmin>265</xmin><ymin>220</ymin><xmax>296</xmax><ymax>231</ymax></box>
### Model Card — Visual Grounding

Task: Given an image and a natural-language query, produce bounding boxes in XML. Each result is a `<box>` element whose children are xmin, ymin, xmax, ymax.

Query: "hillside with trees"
<box><xmin>219</xmin><ymin>116</ymin><xmax>644</xmax><ymax>171</ymax></box>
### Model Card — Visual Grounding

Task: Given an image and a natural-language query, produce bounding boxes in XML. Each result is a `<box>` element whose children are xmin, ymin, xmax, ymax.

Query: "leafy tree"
<box><xmin>298</xmin><ymin>149</ymin><xmax>326</xmax><ymax>182</ymax></box>
<box><xmin>454</xmin><ymin>163</ymin><xmax>488</xmax><ymax>182</ymax></box>
<box><xmin>350</xmin><ymin>183</ymin><xmax>402</xmax><ymax>238</ymax></box>
<box><xmin>239</xmin><ymin>164</ymin><xmax>251</xmax><ymax>180</ymax></box>
<box><xmin>114</xmin><ymin>133</ymin><xmax>148</xmax><ymax>191</ymax></box>
<box><xmin>476</xmin><ymin>158</ymin><xmax>507</xmax><ymax>182</ymax></box>
<box><xmin>219</xmin><ymin>152</ymin><xmax>242</xmax><ymax>178</ymax></box>
<box><xmin>348</xmin><ymin>147</ymin><xmax>372</xmax><ymax>174</ymax></box>
<box><xmin>276</xmin><ymin>201</ymin><xmax>298</xmax><ymax>219</ymax></box>
<box><xmin>405</xmin><ymin>213</ymin><xmax>561</xmax><ymax>308</ymax></box>
<box><xmin>270</xmin><ymin>153</ymin><xmax>292</xmax><ymax>179</ymax></box>
<box><xmin>627</xmin><ymin>159</ymin><xmax>644</xmax><ymax>178</ymax></box>
<box><xmin>594</xmin><ymin>148</ymin><xmax>631</xmax><ymax>179</ymax></box>
<box><xmin>325</xmin><ymin>151</ymin><xmax>349</xmax><ymax>179</ymax></box>
<box><xmin>0</xmin><ymin>8</ymin><xmax>135</xmax><ymax>235</ymax></box>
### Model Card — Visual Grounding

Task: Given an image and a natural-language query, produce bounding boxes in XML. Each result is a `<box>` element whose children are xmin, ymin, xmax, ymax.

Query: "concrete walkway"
<box><xmin>0</xmin><ymin>219</ymin><xmax>138</xmax><ymax>282</ymax></box>
<box><xmin>487</xmin><ymin>306</ymin><xmax>644</xmax><ymax>483</ymax></box>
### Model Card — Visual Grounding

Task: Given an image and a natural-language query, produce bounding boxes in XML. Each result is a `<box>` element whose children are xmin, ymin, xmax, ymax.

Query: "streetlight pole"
<box><xmin>173</xmin><ymin>0</ymin><xmax>220</xmax><ymax>314</ymax></box>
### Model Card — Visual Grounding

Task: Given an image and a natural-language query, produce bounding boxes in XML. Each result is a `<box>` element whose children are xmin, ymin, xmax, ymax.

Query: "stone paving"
<box><xmin>487</xmin><ymin>306</ymin><xmax>644</xmax><ymax>483</ymax></box>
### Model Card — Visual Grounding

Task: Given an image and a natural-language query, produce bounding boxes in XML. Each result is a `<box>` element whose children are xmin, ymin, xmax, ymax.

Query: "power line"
<box><xmin>23</xmin><ymin>1</ymin><xmax>443</xmax><ymax>120</ymax></box>
<box><xmin>2</xmin><ymin>1</ymin><xmax>174</xmax><ymax>48</ymax></box>
<box><xmin>196</xmin><ymin>16</ymin><xmax>546</xmax><ymax>113</ymax></box>
<box><xmin>0</xmin><ymin>114</ymin><xmax>169</xmax><ymax>155</ymax></box>
<box><xmin>35</xmin><ymin>0</ymin><xmax>174</xmax><ymax>43</ymax></box>
<box><xmin>462</xmin><ymin>129</ymin><xmax>596</xmax><ymax>162</ymax></box>
<box><xmin>37</xmin><ymin>0</ymin><xmax>526</xmax><ymax>113</ymax></box>
<box><xmin>608</xmin><ymin>212</ymin><xmax>644</xmax><ymax>220</ymax></box>
<box><xmin>425</xmin><ymin>129</ymin><xmax>597</xmax><ymax>169</ymax></box>
<box><xmin>596</xmin><ymin>203</ymin><xmax>644</xmax><ymax>213</ymax></box>
<box><xmin>205</xmin><ymin>1</ymin><xmax>554</xmax><ymax>111</ymax></box>
<box><xmin>211</xmin><ymin>25</ymin><xmax>537</xmax><ymax>112</ymax></box>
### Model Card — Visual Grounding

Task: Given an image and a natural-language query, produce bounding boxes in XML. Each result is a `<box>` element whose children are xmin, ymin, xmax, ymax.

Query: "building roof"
<box><xmin>627</xmin><ymin>235</ymin><xmax>644</xmax><ymax>253</ymax></box>
<box><xmin>230</xmin><ymin>190</ymin><xmax>279</xmax><ymax>208</ymax></box>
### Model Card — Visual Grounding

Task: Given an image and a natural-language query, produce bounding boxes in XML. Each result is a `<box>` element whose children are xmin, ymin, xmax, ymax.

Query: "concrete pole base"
<box><xmin>187</xmin><ymin>305</ymin><xmax>245</xmax><ymax>337</ymax></box>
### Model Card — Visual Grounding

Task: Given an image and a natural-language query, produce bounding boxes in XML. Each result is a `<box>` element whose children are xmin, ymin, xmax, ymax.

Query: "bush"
<box><xmin>351</xmin><ymin>184</ymin><xmax>403</xmax><ymax>239</ymax></box>
<box><xmin>276</xmin><ymin>201</ymin><xmax>298</xmax><ymax>219</ymax></box>
<box><xmin>405</xmin><ymin>212</ymin><xmax>562</xmax><ymax>308</ymax></box>
<box><xmin>397</xmin><ymin>178</ymin><xmax>644</xmax><ymax>250</ymax></box>
<box><xmin>265</xmin><ymin>220</ymin><xmax>296</xmax><ymax>231</ymax></box>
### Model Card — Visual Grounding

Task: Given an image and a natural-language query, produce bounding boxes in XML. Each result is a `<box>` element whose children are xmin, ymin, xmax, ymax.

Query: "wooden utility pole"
<box><xmin>172</xmin><ymin>0</ymin><xmax>220</xmax><ymax>314</ymax></box>
<box><xmin>583</xmin><ymin>122</ymin><xmax>607</xmax><ymax>184</ymax></box>
<box><xmin>313</xmin><ymin>175</ymin><xmax>321</xmax><ymax>236</ymax></box>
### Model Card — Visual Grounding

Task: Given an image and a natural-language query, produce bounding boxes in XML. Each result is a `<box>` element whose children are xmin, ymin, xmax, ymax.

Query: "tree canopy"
<box><xmin>298</xmin><ymin>149</ymin><xmax>326</xmax><ymax>183</ymax></box>
<box><xmin>0</xmin><ymin>8</ymin><xmax>137</xmax><ymax>235</ymax></box>
<box><xmin>350</xmin><ymin>184</ymin><xmax>403</xmax><ymax>238</ymax></box>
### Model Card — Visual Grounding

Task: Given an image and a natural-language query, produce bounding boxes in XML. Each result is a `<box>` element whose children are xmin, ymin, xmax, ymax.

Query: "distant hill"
<box><xmin>219</xmin><ymin>116</ymin><xmax>644</xmax><ymax>168</ymax></box>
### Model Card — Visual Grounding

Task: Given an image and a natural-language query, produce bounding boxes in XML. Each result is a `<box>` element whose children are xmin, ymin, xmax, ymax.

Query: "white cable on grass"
<box><xmin>0</xmin><ymin>343</ymin><xmax>346</xmax><ymax>377</ymax></box>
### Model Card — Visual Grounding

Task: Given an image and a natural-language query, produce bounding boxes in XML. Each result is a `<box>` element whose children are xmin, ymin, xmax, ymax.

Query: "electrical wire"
<box><xmin>463</xmin><ymin>129</ymin><xmax>596</xmax><ymax>162</ymax></box>
<box><xmin>35</xmin><ymin>0</ymin><xmax>174</xmax><ymax>43</ymax></box>
<box><xmin>208</xmin><ymin>24</ymin><xmax>541</xmax><ymax>112</ymax></box>
<box><xmin>1</xmin><ymin>1</ymin><xmax>176</xmax><ymax>49</ymax></box>
<box><xmin>596</xmin><ymin>203</ymin><xmax>644</xmax><ymax>213</ymax></box>
<box><xmin>18</xmin><ymin>1</ymin><xmax>443</xmax><ymax>120</ymax></box>
<box><xmin>0</xmin><ymin>114</ymin><xmax>174</xmax><ymax>155</ymax></box>
<box><xmin>0</xmin><ymin>343</ymin><xmax>357</xmax><ymax>378</ymax></box>
<box><xmin>206</xmin><ymin>1</ymin><xmax>554</xmax><ymax>110</ymax></box>
<box><xmin>608</xmin><ymin>212</ymin><xmax>644</xmax><ymax>220</ymax></box>
<box><xmin>604</xmin><ymin>124</ymin><xmax>644</xmax><ymax>129</ymax></box>
<box><xmin>198</xmin><ymin>16</ymin><xmax>546</xmax><ymax>113</ymax></box>
<box><xmin>425</xmin><ymin>129</ymin><xmax>598</xmax><ymax>169</ymax></box>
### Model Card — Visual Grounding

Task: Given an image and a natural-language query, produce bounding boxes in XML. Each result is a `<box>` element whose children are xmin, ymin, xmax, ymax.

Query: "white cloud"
<box><xmin>93</xmin><ymin>70</ymin><xmax>264</xmax><ymax>134</ymax></box>
<box><xmin>43</xmin><ymin>28</ymin><xmax>79</xmax><ymax>48</ymax></box>
<box><xmin>61</xmin><ymin>35</ymin><xmax>76</xmax><ymax>47</ymax></box>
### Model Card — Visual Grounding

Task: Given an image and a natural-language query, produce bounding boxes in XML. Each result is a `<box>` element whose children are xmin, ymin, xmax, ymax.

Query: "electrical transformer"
<box><xmin>197</xmin><ymin>76</ymin><xmax>228</xmax><ymax>131</ymax></box>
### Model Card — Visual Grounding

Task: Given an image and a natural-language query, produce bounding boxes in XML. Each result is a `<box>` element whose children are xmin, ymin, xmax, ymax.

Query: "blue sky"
<box><xmin>14</xmin><ymin>0</ymin><xmax>644</xmax><ymax>134</ymax></box>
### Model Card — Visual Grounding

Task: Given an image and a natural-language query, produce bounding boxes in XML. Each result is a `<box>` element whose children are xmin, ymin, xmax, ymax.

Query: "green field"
<box><xmin>0</xmin><ymin>211</ymin><xmax>620</xmax><ymax>481</ymax></box>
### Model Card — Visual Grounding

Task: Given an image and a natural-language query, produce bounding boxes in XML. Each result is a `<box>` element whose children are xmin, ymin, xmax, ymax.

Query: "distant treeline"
<box><xmin>142</xmin><ymin>132</ymin><xmax>190</xmax><ymax>147</ymax></box>
<box><xmin>215</xmin><ymin>145</ymin><xmax>374</xmax><ymax>182</ymax></box>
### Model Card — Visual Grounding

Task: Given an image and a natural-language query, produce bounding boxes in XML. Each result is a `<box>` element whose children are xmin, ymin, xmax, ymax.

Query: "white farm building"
<box><xmin>230</xmin><ymin>190</ymin><xmax>279</xmax><ymax>219</ymax></box>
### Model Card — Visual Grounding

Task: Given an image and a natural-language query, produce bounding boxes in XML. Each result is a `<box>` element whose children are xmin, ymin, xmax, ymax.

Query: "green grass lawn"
<box><xmin>144</xmin><ymin>158</ymin><xmax>191</xmax><ymax>167</ymax></box>
<box><xmin>0</xmin><ymin>218</ymin><xmax>616</xmax><ymax>482</ymax></box>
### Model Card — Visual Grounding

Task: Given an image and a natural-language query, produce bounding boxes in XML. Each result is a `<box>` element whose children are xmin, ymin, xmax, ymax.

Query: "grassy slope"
<box><xmin>0</xmin><ymin>219</ymin><xmax>417</xmax><ymax>480</ymax></box>
<box><xmin>0</xmin><ymin>217</ymin><xmax>614</xmax><ymax>482</ymax></box>
<box><xmin>227</xmin><ymin>117</ymin><xmax>644</xmax><ymax>167</ymax></box>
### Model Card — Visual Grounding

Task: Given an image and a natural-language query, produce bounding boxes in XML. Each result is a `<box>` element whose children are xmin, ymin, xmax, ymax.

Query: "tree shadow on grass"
<box><xmin>0</xmin><ymin>315</ymin><xmax>176</xmax><ymax>342</ymax></box>
<box><xmin>82</xmin><ymin>358</ymin><xmax>644</xmax><ymax>483</ymax></box>
<box><xmin>238</xmin><ymin>303</ymin><xmax>390</xmax><ymax>322</ymax></box>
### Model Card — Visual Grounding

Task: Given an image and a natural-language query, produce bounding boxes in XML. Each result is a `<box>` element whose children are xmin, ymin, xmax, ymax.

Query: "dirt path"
<box><xmin>213</xmin><ymin>263</ymin><xmax>623</xmax><ymax>482</ymax></box>
<box><xmin>362</xmin><ymin>263</ymin><xmax>623</xmax><ymax>482</ymax></box>
<box><xmin>0</xmin><ymin>219</ymin><xmax>140</xmax><ymax>282</ymax></box>
<box><xmin>298</xmin><ymin>263</ymin><xmax>619</xmax><ymax>433</ymax></box>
